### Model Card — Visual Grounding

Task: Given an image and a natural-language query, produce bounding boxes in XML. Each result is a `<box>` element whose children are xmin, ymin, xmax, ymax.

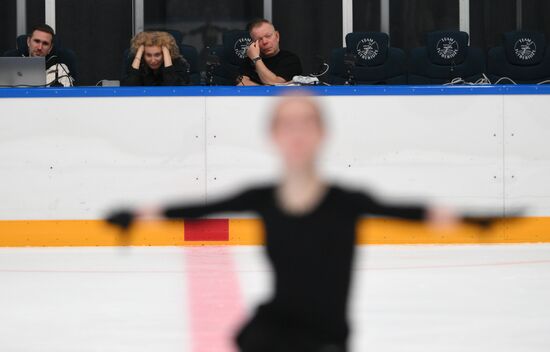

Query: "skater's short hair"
<box><xmin>270</xmin><ymin>91</ymin><xmax>325</xmax><ymax>131</ymax></box>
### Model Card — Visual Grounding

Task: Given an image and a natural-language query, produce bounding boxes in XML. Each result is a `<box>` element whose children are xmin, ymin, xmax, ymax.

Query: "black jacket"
<box><xmin>122</xmin><ymin>58</ymin><xmax>190</xmax><ymax>86</ymax></box>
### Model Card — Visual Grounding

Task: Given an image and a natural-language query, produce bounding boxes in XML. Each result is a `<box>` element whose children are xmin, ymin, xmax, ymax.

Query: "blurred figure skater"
<box><xmin>108</xmin><ymin>92</ymin><xmax>457</xmax><ymax>352</ymax></box>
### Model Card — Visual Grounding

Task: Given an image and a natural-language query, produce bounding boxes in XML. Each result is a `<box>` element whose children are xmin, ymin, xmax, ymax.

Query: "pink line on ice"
<box><xmin>184</xmin><ymin>246</ymin><xmax>245</xmax><ymax>352</ymax></box>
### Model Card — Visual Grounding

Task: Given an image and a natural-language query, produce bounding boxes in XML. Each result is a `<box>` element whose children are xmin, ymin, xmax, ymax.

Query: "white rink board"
<box><xmin>0</xmin><ymin>97</ymin><xmax>206</xmax><ymax>220</ymax></box>
<box><xmin>0</xmin><ymin>94</ymin><xmax>548</xmax><ymax>219</ymax></box>
<box><xmin>504</xmin><ymin>95</ymin><xmax>550</xmax><ymax>216</ymax></box>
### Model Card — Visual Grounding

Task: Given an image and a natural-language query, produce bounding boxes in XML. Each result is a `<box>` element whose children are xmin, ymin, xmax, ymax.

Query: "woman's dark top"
<box><xmin>121</xmin><ymin>57</ymin><xmax>190</xmax><ymax>86</ymax></box>
<box><xmin>164</xmin><ymin>184</ymin><xmax>426</xmax><ymax>349</ymax></box>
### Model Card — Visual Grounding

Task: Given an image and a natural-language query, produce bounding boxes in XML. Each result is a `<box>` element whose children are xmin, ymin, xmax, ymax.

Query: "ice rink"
<box><xmin>1</xmin><ymin>244</ymin><xmax>549</xmax><ymax>352</ymax></box>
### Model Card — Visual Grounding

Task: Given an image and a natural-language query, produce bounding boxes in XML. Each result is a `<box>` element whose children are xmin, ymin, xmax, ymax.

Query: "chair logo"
<box><xmin>356</xmin><ymin>38</ymin><xmax>379</xmax><ymax>61</ymax></box>
<box><xmin>514</xmin><ymin>38</ymin><xmax>536</xmax><ymax>61</ymax></box>
<box><xmin>436</xmin><ymin>37</ymin><xmax>459</xmax><ymax>59</ymax></box>
<box><xmin>234</xmin><ymin>38</ymin><xmax>252</xmax><ymax>59</ymax></box>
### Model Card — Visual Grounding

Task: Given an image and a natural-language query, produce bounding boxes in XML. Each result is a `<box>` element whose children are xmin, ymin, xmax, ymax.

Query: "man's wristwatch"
<box><xmin>252</xmin><ymin>56</ymin><xmax>262</xmax><ymax>64</ymax></box>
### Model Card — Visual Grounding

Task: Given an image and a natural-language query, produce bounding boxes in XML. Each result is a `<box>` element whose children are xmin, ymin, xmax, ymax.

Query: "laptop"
<box><xmin>0</xmin><ymin>57</ymin><xmax>46</xmax><ymax>87</ymax></box>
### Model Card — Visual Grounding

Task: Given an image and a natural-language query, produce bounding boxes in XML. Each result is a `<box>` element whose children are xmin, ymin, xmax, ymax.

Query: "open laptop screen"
<box><xmin>0</xmin><ymin>57</ymin><xmax>46</xmax><ymax>87</ymax></box>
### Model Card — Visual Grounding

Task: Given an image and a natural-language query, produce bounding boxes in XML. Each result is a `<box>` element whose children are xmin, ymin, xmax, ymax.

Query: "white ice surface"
<box><xmin>1</xmin><ymin>244</ymin><xmax>549</xmax><ymax>352</ymax></box>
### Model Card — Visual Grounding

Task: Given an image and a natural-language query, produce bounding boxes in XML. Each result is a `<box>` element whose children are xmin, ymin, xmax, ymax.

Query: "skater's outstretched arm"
<box><xmin>352</xmin><ymin>191</ymin><xmax>427</xmax><ymax>220</ymax></box>
<box><xmin>351</xmin><ymin>191</ymin><xmax>522</xmax><ymax>229</ymax></box>
<box><xmin>162</xmin><ymin>189</ymin><xmax>258</xmax><ymax>219</ymax></box>
<box><xmin>106</xmin><ymin>188</ymin><xmax>260</xmax><ymax>230</ymax></box>
<box><xmin>351</xmin><ymin>191</ymin><xmax>458</xmax><ymax>229</ymax></box>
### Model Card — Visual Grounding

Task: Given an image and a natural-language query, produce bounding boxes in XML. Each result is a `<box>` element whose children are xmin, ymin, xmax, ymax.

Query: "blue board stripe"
<box><xmin>0</xmin><ymin>85</ymin><xmax>549</xmax><ymax>98</ymax></box>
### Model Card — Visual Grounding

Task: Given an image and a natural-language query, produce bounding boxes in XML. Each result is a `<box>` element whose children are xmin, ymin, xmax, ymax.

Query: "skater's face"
<box><xmin>271</xmin><ymin>97</ymin><xmax>325</xmax><ymax>169</ymax></box>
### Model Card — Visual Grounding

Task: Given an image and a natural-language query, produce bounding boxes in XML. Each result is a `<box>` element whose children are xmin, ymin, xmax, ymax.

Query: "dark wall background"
<box><xmin>354</xmin><ymin>0</ymin><xmax>381</xmax><ymax>32</ymax></box>
<box><xmin>0</xmin><ymin>0</ymin><xmax>16</xmax><ymax>55</ymax></box>
<box><xmin>145</xmin><ymin>0</ymin><xmax>262</xmax><ymax>23</ymax></box>
<box><xmin>470</xmin><ymin>0</ymin><xmax>516</xmax><ymax>50</ymax></box>
<box><xmin>144</xmin><ymin>0</ymin><xmax>263</xmax><ymax>71</ymax></box>
<box><xmin>390</xmin><ymin>0</ymin><xmax>459</xmax><ymax>51</ymax></box>
<box><xmin>26</xmin><ymin>0</ymin><xmax>45</xmax><ymax>32</ymax></box>
<box><xmin>144</xmin><ymin>0</ymin><xmax>262</xmax><ymax>50</ymax></box>
<box><xmin>56</xmin><ymin>0</ymin><xmax>132</xmax><ymax>85</ymax></box>
<box><xmin>273</xmin><ymin>0</ymin><xmax>342</xmax><ymax>75</ymax></box>
<box><xmin>522</xmin><ymin>0</ymin><xmax>550</xmax><ymax>39</ymax></box>
<box><xmin>0</xmin><ymin>0</ymin><xmax>46</xmax><ymax>54</ymax></box>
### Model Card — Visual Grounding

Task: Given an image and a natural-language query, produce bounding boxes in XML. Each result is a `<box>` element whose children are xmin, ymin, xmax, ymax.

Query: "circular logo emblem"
<box><xmin>436</xmin><ymin>37</ymin><xmax>459</xmax><ymax>59</ymax></box>
<box><xmin>234</xmin><ymin>37</ymin><xmax>252</xmax><ymax>59</ymax></box>
<box><xmin>356</xmin><ymin>38</ymin><xmax>379</xmax><ymax>61</ymax></box>
<box><xmin>514</xmin><ymin>38</ymin><xmax>537</xmax><ymax>61</ymax></box>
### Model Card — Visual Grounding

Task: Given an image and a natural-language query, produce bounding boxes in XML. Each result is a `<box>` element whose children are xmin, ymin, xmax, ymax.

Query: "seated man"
<box><xmin>26</xmin><ymin>24</ymin><xmax>74</xmax><ymax>87</ymax></box>
<box><xmin>238</xmin><ymin>19</ymin><xmax>302</xmax><ymax>86</ymax></box>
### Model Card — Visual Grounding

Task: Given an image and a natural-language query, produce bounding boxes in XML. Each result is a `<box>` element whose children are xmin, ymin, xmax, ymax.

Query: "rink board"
<box><xmin>1</xmin><ymin>217</ymin><xmax>550</xmax><ymax>247</ymax></box>
<box><xmin>1</xmin><ymin>86</ymin><xmax>550</xmax><ymax>246</ymax></box>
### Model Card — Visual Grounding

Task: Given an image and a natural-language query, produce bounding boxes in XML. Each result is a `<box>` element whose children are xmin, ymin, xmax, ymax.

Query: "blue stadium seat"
<box><xmin>328</xmin><ymin>32</ymin><xmax>407</xmax><ymax>85</ymax></box>
<box><xmin>207</xmin><ymin>30</ymin><xmax>252</xmax><ymax>86</ymax></box>
<box><xmin>408</xmin><ymin>31</ymin><xmax>485</xmax><ymax>84</ymax></box>
<box><xmin>121</xmin><ymin>29</ymin><xmax>200</xmax><ymax>85</ymax></box>
<box><xmin>180</xmin><ymin>44</ymin><xmax>201</xmax><ymax>85</ymax></box>
<box><xmin>3</xmin><ymin>34</ymin><xmax>79</xmax><ymax>82</ymax></box>
<box><xmin>488</xmin><ymin>31</ymin><xmax>550</xmax><ymax>84</ymax></box>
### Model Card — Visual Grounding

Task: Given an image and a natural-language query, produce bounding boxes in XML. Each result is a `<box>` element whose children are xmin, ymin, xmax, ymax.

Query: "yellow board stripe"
<box><xmin>0</xmin><ymin>217</ymin><xmax>549</xmax><ymax>247</ymax></box>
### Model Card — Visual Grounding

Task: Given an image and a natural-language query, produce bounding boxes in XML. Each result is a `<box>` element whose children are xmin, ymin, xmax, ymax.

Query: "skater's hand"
<box><xmin>135</xmin><ymin>205</ymin><xmax>163</xmax><ymax>220</ymax></box>
<box><xmin>427</xmin><ymin>206</ymin><xmax>458</xmax><ymax>231</ymax></box>
<box><xmin>106</xmin><ymin>205</ymin><xmax>162</xmax><ymax>231</ymax></box>
<box><xmin>106</xmin><ymin>210</ymin><xmax>135</xmax><ymax>230</ymax></box>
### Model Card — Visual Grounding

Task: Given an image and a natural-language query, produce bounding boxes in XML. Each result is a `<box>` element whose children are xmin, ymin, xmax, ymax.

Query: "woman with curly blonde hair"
<box><xmin>122</xmin><ymin>31</ymin><xmax>190</xmax><ymax>86</ymax></box>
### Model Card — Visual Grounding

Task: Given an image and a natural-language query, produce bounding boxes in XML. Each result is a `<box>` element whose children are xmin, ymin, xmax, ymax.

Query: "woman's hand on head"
<box><xmin>132</xmin><ymin>45</ymin><xmax>145</xmax><ymax>69</ymax></box>
<box><xmin>136</xmin><ymin>45</ymin><xmax>145</xmax><ymax>57</ymax></box>
<box><xmin>162</xmin><ymin>46</ymin><xmax>173</xmax><ymax>67</ymax></box>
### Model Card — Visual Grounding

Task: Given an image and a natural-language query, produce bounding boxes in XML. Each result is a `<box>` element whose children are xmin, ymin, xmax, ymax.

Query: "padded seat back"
<box><xmin>222</xmin><ymin>30</ymin><xmax>252</xmax><ymax>66</ymax></box>
<box><xmin>180</xmin><ymin>44</ymin><xmax>201</xmax><ymax>85</ymax></box>
<box><xmin>488</xmin><ymin>31</ymin><xmax>550</xmax><ymax>84</ymax></box>
<box><xmin>408</xmin><ymin>31</ymin><xmax>485</xmax><ymax>85</ymax></box>
<box><xmin>504</xmin><ymin>31</ymin><xmax>546</xmax><ymax>66</ymax></box>
<box><xmin>328</xmin><ymin>31</ymin><xmax>407</xmax><ymax>85</ymax></box>
<box><xmin>208</xmin><ymin>30</ymin><xmax>252</xmax><ymax>85</ymax></box>
<box><xmin>345</xmin><ymin>32</ymin><xmax>389</xmax><ymax>67</ymax></box>
<box><xmin>426</xmin><ymin>31</ymin><xmax>468</xmax><ymax>65</ymax></box>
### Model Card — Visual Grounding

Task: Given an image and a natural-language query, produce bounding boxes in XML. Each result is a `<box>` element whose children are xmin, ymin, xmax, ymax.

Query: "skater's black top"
<box><xmin>164</xmin><ymin>185</ymin><xmax>426</xmax><ymax>349</ymax></box>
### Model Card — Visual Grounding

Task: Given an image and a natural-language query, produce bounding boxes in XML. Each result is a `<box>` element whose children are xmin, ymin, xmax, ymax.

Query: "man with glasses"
<box><xmin>238</xmin><ymin>19</ymin><xmax>302</xmax><ymax>86</ymax></box>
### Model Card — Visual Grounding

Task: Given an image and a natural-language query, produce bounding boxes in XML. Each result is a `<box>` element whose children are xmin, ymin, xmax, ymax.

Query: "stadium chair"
<box><xmin>328</xmin><ymin>32</ymin><xmax>407</xmax><ymax>85</ymax></box>
<box><xmin>120</xmin><ymin>29</ymin><xmax>201</xmax><ymax>85</ymax></box>
<box><xmin>408</xmin><ymin>31</ymin><xmax>485</xmax><ymax>85</ymax></box>
<box><xmin>487</xmin><ymin>31</ymin><xmax>550</xmax><ymax>84</ymax></box>
<box><xmin>3</xmin><ymin>34</ymin><xmax>79</xmax><ymax>82</ymax></box>
<box><xmin>206</xmin><ymin>30</ymin><xmax>252</xmax><ymax>86</ymax></box>
<box><xmin>180</xmin><ymin>44</ymin><xmax>201</xmax><ymax>85</ymax></box>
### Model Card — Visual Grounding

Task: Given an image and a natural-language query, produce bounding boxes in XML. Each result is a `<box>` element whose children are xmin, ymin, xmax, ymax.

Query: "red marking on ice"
<box><xmin>184</xmin><ymin>219</ymin><xmax>229</xmax><ymax>241</ymax></box>
<box><xmin>185</xmin><ymin>247</ymin><xmax>245</xmax><ymax>352</ymax></box>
